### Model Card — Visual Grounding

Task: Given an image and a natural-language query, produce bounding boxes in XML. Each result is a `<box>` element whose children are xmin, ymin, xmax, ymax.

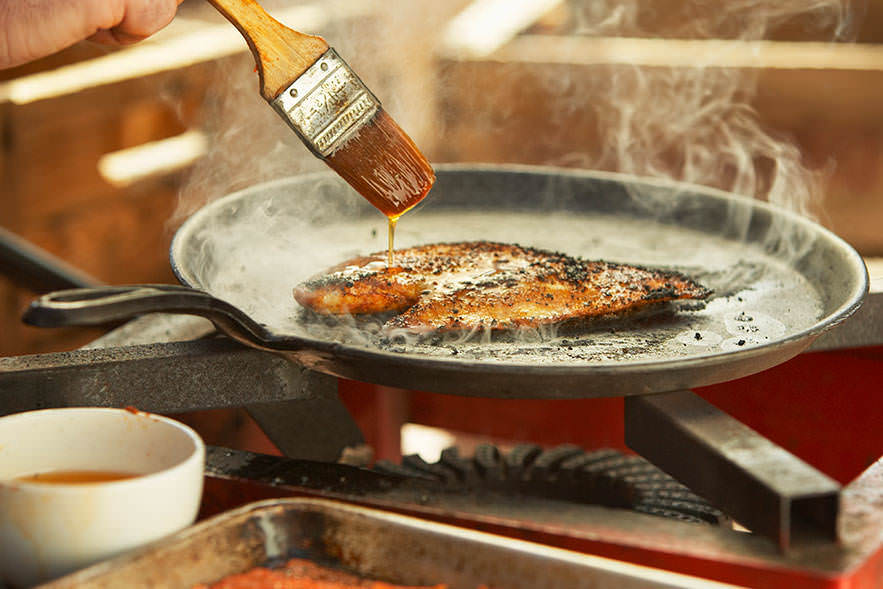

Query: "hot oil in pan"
<box><xmin>195</xmin><ymin>209</ymin><xmax>825</xmax><ymax>364</ymax></box>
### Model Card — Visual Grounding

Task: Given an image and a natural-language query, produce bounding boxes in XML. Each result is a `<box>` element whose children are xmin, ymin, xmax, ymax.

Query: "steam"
<box><xmin>170</xmin><ymin>51</ymin><xmax>321</xmax><ymax>225</ymax></box>
<box><xmin>573</xmin><ymin>0</ymin><xmax>852</xmax><ymax>40</ymax></box>
<box><xmin>566</xmin><ymin>0</ymin><xmax>854</xmax><ymax>219</ymax></box>
<box><xmin>176</xmin><ymin>1</ymin><xmax>856</xmax><ymax>227</ymax></box>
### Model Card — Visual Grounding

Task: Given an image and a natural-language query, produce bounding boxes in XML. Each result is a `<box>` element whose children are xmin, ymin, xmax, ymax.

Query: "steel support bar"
<box><xmin>8</xmin><ymin>312</ymin><xmax>365</xmax><ymax>461</ymax></box>
<box><xmin>624</xmin><ymin>390</ymin><xmax>841</xmax><ymax>551</ymax></box>
<box><xmin>0</xmin><ymin>225</ymin><xmax>100</xmax><ymax>291</ymax></box>
<box><xmin>245</xmin><ymin>399</ymin><xmax>365</xmax><ymax>462</ymax></box>
<box><xmin>89</xmin><ymin>314</ymin><xmax>365</xmax><ymax>461</ymax></box>
<box><xmin>0</xmin><ymin>338</ymin><xmax>335</xmax><ymax>415</ymax></box>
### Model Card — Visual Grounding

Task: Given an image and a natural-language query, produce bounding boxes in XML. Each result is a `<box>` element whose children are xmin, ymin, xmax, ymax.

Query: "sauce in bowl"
<box><xmin>15</xmin><ymin>470</ymin><xmax>139</xmax><ymax>484</ymax></box>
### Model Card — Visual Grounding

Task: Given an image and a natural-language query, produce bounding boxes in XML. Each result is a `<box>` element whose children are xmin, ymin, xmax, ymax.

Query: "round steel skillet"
<box><xmin>26</xmin><ymin>165</ymin><xmax>867</xmax><ymax>399</ymax></box>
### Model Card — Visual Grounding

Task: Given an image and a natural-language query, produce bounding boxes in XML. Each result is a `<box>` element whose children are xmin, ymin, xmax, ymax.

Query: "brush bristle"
<box><xmin>324</xmin><ymin>109</ymin><xmax>435</xmax><ymax>217</ymax></box>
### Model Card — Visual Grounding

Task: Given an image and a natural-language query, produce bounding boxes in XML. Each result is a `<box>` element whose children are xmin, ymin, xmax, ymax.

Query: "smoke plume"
<box><xmin>567</xmin><ymin>0</ymin><xmax>855</xmax><ymax>218</ymax></box>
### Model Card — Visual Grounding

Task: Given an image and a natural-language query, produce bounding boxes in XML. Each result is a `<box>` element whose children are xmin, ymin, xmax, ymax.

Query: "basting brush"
<box><xmin>206</xmin><ymin>0</ymin><xmax>435</xmax><ymax>220</ymax></box>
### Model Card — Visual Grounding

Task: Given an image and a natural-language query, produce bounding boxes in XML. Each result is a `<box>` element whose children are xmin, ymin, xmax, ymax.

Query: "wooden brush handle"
<box><xmin>206</xmin><ymin>0</ymin><xmax>329</xmax><ymax>101</ymax></box>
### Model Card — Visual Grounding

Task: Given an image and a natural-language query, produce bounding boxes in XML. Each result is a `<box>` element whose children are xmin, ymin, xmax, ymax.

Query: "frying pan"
<box><xmin>24</xmin><ymin>165</ymin><xmax>867</xmax><ymax>399</ymax></box>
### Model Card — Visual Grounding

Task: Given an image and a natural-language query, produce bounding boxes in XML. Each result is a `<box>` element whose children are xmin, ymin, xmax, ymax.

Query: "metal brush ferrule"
<box><xmin>271</xmin><ymin>48</ymin><xmax>381</xmax><ymax>159</ymax></box>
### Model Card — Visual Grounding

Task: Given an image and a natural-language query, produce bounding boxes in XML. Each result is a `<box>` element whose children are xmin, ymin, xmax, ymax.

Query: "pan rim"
<box><xmin>170</xmin><ymin>164</ymin><xmax>868</xmax><ymax>375</ymax></box>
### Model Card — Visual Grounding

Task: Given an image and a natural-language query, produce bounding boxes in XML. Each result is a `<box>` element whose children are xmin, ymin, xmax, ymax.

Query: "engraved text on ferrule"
<box><xmin>289</xmin><ymin>66</ymin><xmax>359</xmax><ymax>137</ymax></box>
<box><xmin>271</xmin><ymin>49</ymin><xmax>381</xmax><ymax>158</ymax></box>
<box><xmin>314</xmin><ymin>92</ymin><xmax>377</xmax><ymax>154</ymax></box>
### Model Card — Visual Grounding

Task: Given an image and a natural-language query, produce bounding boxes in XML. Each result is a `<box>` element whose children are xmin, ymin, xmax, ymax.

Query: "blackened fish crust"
<box><xmin>294</xmin><ymin>241</ymin><xmax>710</xmax><ymax>332</ymax></box>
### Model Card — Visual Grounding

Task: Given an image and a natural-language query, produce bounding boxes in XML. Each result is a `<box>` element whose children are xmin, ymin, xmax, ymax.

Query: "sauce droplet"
<box><xmin>387</xmin><ymin>216</ymin><xmax>399</xmax><ymax>267</ymax></box>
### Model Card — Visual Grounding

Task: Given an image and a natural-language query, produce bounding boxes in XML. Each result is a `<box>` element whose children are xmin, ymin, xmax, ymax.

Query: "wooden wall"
<box><xmin>0</xmin><ymin>51</ymin><xmax>218</xmax><ymax>355</ymax></box>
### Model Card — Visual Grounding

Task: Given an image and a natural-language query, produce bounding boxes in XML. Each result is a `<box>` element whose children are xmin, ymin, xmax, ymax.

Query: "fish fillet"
<box><xmin>294</xmin><ymin>241</ymin><xmax>709</xmax><ymax>332</ymax></box>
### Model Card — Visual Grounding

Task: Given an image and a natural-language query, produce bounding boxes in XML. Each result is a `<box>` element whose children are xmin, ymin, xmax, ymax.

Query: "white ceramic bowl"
<box><xmin>0</xmin><ymin>408</ymin><xmax>205</xmax><ymax>587</ymax></box>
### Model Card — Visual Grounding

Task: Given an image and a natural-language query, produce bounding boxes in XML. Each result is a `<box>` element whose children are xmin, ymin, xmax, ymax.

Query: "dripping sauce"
<box><xmin>323</xmin><ymin>109</ymin><xmax>434</xmax><ymax>266</ymax></box>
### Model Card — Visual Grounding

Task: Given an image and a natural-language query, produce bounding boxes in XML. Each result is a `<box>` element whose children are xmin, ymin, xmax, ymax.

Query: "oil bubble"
<box><xmin>723</xmin><ymin>311</ymin><xmax>785</xmax><ymax>339</ymax></box>
<box><xmin>675</xmin><ymin>330</ymin><xmax>723</xmax><ymax>347</ymax></box>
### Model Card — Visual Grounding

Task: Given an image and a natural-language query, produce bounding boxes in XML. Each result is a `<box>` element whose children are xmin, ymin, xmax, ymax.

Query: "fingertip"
<box><xmin>87</xmin><ymin>28</ymin><xmax>147</xmax><ymax>46</ymax></box>
<box><xmin>87</xmin><ymin>30</ymin><xmax>118</xmax><ymax>46</ymax></box>
<box><xmin>90</xmin><ymin>0</ymin><xmax>179</xmax><ymax>47</ymax></box>
<box><xmin>117</xmin><ymin>0</ymin><xmax>179</xmax><ymax>38</ymax></box>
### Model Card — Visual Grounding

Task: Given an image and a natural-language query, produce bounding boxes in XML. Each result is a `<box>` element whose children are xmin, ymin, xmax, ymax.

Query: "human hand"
<box><xmin>0</xmin><ymin>0</ymin><xmax>184</xmax><ymax>69</ymax></box>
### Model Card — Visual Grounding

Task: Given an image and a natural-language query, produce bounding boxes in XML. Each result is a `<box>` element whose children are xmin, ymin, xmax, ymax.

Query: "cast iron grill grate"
<box><xmin>375</xmin><ymin>444</ymin><xmax>726</xmax><ymax>526</ymax></box>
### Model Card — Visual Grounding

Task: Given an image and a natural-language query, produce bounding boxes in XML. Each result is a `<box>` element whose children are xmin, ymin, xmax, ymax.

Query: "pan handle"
<box><xmin>23</xmin><ymin>285</ymin><xmax>273</xmax><ymax>349</ymax></box>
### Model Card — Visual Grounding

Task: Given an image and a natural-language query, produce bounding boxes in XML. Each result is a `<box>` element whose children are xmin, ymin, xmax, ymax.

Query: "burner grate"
<box><xmin>375</xmin><ymin>444</ymin><xmax>726</xmax><ymax>526</ymax></box>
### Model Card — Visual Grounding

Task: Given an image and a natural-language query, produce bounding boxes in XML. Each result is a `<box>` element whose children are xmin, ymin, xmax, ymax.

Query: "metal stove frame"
<box><xmin>0</xmin><ymin>231</ymin><xmax>882</xmax><ymax>587</ymax></box>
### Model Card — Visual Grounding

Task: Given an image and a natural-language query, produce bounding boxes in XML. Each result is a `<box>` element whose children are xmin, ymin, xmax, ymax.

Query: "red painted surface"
<box><xmin>341</xmin><ymin>348</ymin><xmax>883</xmax><ymax>485</ymax></box>
<box><xmin>696</xmin><ymin>347</ymin><xmax>883</xmax><ymax>485</ymax></box>
<box><xmin>339</xmin><ymin>383</ymin><xmax>408</xmax><ymax>461</ymax></box>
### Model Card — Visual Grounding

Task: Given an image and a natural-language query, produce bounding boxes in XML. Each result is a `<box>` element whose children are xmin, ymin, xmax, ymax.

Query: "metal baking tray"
<box><xmin>42</xmin><ymin>498</ymin><xmax>731</xmax><ymax>588</ymax></box>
